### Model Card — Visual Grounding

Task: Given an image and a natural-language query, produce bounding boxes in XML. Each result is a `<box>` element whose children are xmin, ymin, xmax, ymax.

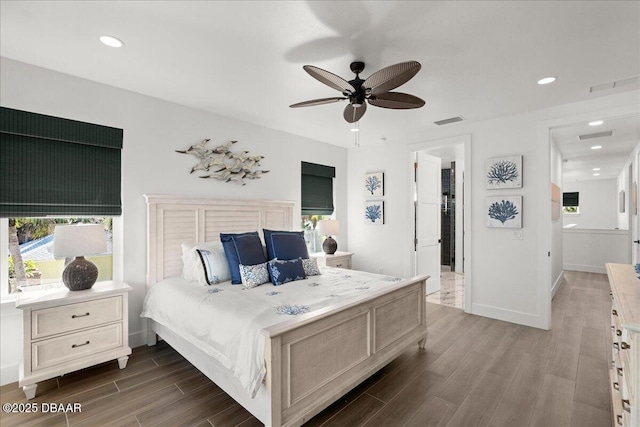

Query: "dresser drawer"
<box><xmin>32</xmin><ymin>323</ymin><xmax>123</xmax><ymax>371</ymax></box>
<box><xmin>326</xmin><ymin>257</ymin><xmax>351</xmax><ymax>269</ymax></box>
<box><xmin>32</xmin><ymin>296</ymin><xmax>122</xmax><ymax>339</ymax></box>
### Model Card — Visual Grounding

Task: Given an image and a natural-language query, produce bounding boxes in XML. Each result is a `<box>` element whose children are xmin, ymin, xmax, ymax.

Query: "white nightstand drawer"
<box><xmin>32</xmin><ymin>296</ymin><xmax>122</xmax><ymax>339</ymax></box>
<box><xmin>326</xmin><ymin>257</ymin><xmax>351</xmax><ymax>269</ymax></box>
<box><xmin>32</xmin><ymin>323</ymin><xmax>123</xmax><ymax>371</ymax></box>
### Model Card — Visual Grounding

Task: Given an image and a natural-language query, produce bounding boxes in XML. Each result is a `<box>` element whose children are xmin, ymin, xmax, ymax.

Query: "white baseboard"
<box><xmin>128</xmin><ymin>329</ymin><xmax>147</xmax><ymax>349</ymax></box>
<box><xmin>471</xmin><ymin>303</ymin><xmax>547</xmax><ymax>330</ymax></box>
<box><xmin>563</xmin><ymin>263</ymin><xmax>606</xmax><ymax>274</ymax></box>
<box><xmin>551</xmin><ymin>271</ymin><xmax>565</xmax><ymax>298</ymax></box>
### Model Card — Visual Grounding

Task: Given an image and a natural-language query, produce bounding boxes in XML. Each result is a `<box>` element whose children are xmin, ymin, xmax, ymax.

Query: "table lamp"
<box><xmin>317</xmin><ymin>219</ymin><xmax>340</xmax><ymax>255</ymax></box>
<box><xmin>53</xmin><ymin>224</ymin><xmax>106</xmax><ymax>291</ymax></box>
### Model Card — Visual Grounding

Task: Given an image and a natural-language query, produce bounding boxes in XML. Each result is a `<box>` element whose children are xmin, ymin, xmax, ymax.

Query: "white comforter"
<box><xmin>140</xmin><ymin>267</ymin><xmax>403</xmax><ymax>397</ymax></box>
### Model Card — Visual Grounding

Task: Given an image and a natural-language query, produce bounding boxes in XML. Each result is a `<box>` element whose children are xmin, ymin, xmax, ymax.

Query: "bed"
<box><xmin>143</xmin><ymin>194</ymin><xmax>428</xmax><ymax>427</ymax></box>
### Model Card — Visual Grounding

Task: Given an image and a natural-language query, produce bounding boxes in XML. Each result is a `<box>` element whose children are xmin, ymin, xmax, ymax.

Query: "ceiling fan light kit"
<box><xmin>290</xmin><ymin>60</ymin><xmax>425</xmax><ymax>123</ymax></box>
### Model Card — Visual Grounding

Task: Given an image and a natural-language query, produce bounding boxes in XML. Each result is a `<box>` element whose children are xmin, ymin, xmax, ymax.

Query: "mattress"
<box><xmin>140</xmin><ymin>266</ymin><xmax>403</xmax><ymax>397</ymax></box>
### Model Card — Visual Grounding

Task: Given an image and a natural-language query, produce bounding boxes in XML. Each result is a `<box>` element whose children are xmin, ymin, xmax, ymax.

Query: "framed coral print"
<box><xmin>364</xmin><ymin>172</ymin><xmax>384</xmax><ymax>197</ymax></box>
<box><xmin>364</xmin><ymin>201</ymin><xmax>384</xmax><ymax>224</ymax></box>
<box><xmin>486</xmin><ymin>156</ymin><xmax>522</xmax><ymax>189</ymax></box>
<box><xmin>486</xmin><ymin>196</ymin><xmax>522</xmax><ymax>228</ymax></box>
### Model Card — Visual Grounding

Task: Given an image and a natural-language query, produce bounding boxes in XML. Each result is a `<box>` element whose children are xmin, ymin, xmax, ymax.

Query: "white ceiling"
<box><xmin>1</xmin><ymin>1</ymin><xmax>639</xmax><ymax>152</ymax></box>
<box><xmin>553</xmin><ymin>115</ymin><xmax>640</xmax><ymax>182</ymax></box>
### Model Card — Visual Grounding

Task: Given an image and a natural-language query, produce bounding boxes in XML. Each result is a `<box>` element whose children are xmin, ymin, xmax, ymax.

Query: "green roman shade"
<box><xmin>301</xmin><ymin>161</ymin><xmax>335</xmax><ymax>216</ymax></box>
<box><xmin>563</xmin><ymin>192</ymin><xmax>579</xmax><ymax>207</ymax></box>
<box><xmin>0</xmin><ymin>107</ymin><xmax>123</xmax><ymax>217</ymax></box>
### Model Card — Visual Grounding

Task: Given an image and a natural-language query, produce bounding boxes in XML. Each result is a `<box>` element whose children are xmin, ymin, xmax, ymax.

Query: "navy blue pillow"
<box><xmin>267</xmin><ymin>258</ymin><xmax>307</xmax><ymax>286</ymax></box>
<box><xmin>263</xmin><ymin>229</ymin><xmax>309</xmax><ymax>261</ymax></box>
<box><xmin>220</xmin><ymin>232</ymin><xmax>267</xmax><ymax>284</ymax></box>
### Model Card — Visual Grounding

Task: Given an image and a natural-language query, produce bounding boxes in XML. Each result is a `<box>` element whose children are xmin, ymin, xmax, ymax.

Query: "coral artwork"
<box><xmin>364</xmin><ymin>172</ymin><xmax>384</xmax><ymax>197</ymax></box>
<box><xmin>486</xmin><ymin>196</ymin><xmax>522</xmax><ymax>228</ymax></box>
<box><xmin>485</xmin><ymin>156</ymin><xmax>522</xmax><ymax>189</ymax></box>
<box><xmin>176</xmin><ymin>139</ymin><xmax>269</xmax><ymax>185</ymax></box>
<box><xmin>364</xmin><ymin>201</ymin><xmax>384</xmax><ymax>224</ymax></box>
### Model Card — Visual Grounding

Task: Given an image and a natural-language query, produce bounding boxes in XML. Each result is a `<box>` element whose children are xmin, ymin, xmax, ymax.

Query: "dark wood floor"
<box><xmin>0</xmin><ymin>270</ymin><xmax>612</xmax><ymax>426</ymax></box>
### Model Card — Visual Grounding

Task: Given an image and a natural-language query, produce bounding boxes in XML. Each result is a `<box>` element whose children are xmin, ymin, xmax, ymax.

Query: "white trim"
<box><xmin>471</xmin><ymin>303</ymin><xmax>546</xmax><ymax>329</ymax></box>
<box><xmin>551</xmin><ymin>270</ymin><xmax>565</xmax><ymax>298</ymax></box>
<box><xmin>0</xmin><ymin>218</ymin><xmax>9</xmax><ymax>299</ymax></box>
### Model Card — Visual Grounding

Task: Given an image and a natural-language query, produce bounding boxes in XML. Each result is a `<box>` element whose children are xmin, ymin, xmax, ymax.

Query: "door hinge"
<box><xmin>414</xmin><ymin>237</ymin><xmax>418</xmax><ymax>250</ymax></box>
<box><xmin>548</xmin><ymin>251</ymin><xmax>551</xmax><ymax>257</ymax></box>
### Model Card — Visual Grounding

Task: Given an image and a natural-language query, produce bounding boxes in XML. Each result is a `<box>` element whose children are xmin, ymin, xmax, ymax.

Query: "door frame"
<box><xmin>540</xmin><ymin>104</ymin><xmax>640</xmax><ymax>330</ymax></box>
<box><xmin>408</xmin><ymin>134</ymin><xmax>472</xmax><ymax>313</ymax></box>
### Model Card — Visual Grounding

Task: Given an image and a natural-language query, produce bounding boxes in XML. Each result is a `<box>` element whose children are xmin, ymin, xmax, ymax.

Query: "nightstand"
<box><xmin>16</xmin><ymin>281</ymin><xmax>132</xmax><ymax>399</ymax></box>
<box><xmin>312</xmin><ymin>251</ymin><xmax>354</xmax><ymax>269</ymax></box>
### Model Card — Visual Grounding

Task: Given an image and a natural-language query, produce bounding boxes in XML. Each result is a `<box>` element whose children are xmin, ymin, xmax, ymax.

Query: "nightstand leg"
<box><xmin>23</xmin><ymin>383</ymin><xmax>37</xmax><ymax>400</ymax></box>
<box><xmin>418</xmin><ymin>336</ymin><xmax>427</xmax><ymax>350</ymax></box>
<box><xmin>117</xmin><ymin>356</ymin><xmax>129</xmax><ymax>369</ymax></box>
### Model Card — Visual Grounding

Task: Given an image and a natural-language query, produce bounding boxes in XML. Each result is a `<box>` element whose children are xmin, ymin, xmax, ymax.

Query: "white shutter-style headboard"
<box><xmin>145</xmin><ymin>194</ymin><xmax>295</xmax><ymax>286</ymax></box>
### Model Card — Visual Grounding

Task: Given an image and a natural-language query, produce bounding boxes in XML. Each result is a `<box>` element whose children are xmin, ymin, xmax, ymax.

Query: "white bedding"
<box><xmin>140</xmin><ymin>267</ymin><xmax>403</xmax><ymax>397</ymax></box>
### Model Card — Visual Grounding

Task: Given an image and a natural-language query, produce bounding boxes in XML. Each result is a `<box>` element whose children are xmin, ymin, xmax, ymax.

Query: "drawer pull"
<box><xmin>617</xmin><ymin>367</ymin><xmax>624</xmax><ymax>377</ymax></box>
<box><xmin>617</xmin><ymin>414</ymin><xmax>623</xmax><ymax>425</ymax></box>
<box><xmin>616</xmin><ymin>329</ymin><xmax>622</xmax><ymax>337</ymax></box>
<box><xmin>612</xmin><ymin>309</ymin><xmax>618</xmax><ymax>316</ymax></box>
<box><xmin>335</xmin><ymin>263</ymin><xmax>343</xmax><ymax>267</ymax></box>
<box><xmin>71</xmin><ymin>341</ymin><xmax>90</xmax><ymax>348</ymax></box>
<box><xmin>621</xmin><ymin>342</ymin><xmax>630</xmax><ymax>350</ymax></box>
<box><xmin>622</xmin><ymin>399</ymin><xmax>631</xmax><ymax>412</ymax></box>
<box><xmin>613</xmin><ymin>381</ymin><xmax>620</xmax><ymax>391</ymax></box>
<box><xmin>71</xmin><ymin>312</ymin><xmax>90</xmax><ymax>319</ymax></box>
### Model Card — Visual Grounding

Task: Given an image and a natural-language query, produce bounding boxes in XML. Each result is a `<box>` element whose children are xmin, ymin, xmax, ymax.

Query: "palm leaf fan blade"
<box><xmin>363</xmin><ymin>61</ymin><xmax>421</xmax><ymax>95</ymax></box>
<box><xmin>368</xmin><ymin>92</ymin><xmax>425</xmax><ymax>109</ymax></box>
<box><xmin>343</xmin><ymin>102</ymin><xmax>367</xmax><ymax>123</ymax></box>
<box><xmin>290</xmin><ymin>97</ymin><xmax>347</xmax><ymax>108</ymax></box>
<box><xmin>303</xmin><ymin>65</ymin><xmax>356</xmax><ymax>93</ymax></box>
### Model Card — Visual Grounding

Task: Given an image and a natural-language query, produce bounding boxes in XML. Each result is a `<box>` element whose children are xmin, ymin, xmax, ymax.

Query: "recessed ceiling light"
<box><xmin>99</xmin><ymin>35</ymin><xmax>124</xmax><ymax>48</ymax></box>
<box><xmin>591</xmin><ymin>145</ymin><xmax>602</xmax><ymax>150</ymax></box>
<box><xmin>350</xmin><ymin>127</ymin><xmax>359</xmax><ymax>132</ymax></box>
<box><xmin>537</xmin><ymin>76</ymin><xmax>557</xmax><ymax>85</ymax></box>
<box><xmin>593</xmin><ymin>173</ymin><xmax>600</xmax><ymax>176</ymax></box>
<box><xmin>592</xmin><ymin>167</ymin><xmax>600</xmax><ymax>171</ymax></box>
<box><xmin>589</xmin><ymin>120</ymin><xmax>604</xmax><ymax>126</ymax></box>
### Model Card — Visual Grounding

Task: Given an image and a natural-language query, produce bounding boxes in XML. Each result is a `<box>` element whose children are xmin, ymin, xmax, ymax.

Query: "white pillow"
<box><xmin>181</xmin><ymin>241</ymin><xmax>230</xmax><ymax>285</ymax></box>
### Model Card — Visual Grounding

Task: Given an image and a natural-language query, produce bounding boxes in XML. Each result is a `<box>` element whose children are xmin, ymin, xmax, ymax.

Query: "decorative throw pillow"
<box><xmin>195</xmin><ymin>248</ymin><xmax>231</xmax><ymax>285</ymax></box>
<box><xmin>267</xmin><ymin>258</ymin><xmax>307</xmax><ymax>286</ymax></box>
<box><xmin>263</xmin><ymin>229</ymin><xmax>309</xmax><ymax>261</ymax></box>
<box><xmin>220</xmin><ymin>232</ymin><xmax>267</xmax><ymax>284</ymax></box>
<box><xmin>302</xmin><ymin>257</ymin><xmax>321</xmax><ymax>276</ymax></box>
<box><xmin>239</xmin><ymin>262</ymin><xmax>270</xmax><ymax>289</ymax></box>
<box><xmin>181</xmin><ymin>241</ymin><xmax>230</xmax><ymax>285</ymax></box>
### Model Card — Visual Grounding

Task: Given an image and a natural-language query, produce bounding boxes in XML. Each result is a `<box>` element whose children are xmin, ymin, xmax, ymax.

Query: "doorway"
<box><xmin>412</xmin><ymin>141</ymin><xmax>467</xmax><ymax>310</ymax></box>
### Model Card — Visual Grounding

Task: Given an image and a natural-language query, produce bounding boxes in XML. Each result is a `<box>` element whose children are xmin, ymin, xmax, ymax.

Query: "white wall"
<box><xmin>617</xmin><ymin>140</ymin><xmax>640</xmax><ymax>263</ymax></box>
<box><xmin>550</xmin><ymin>140</ymin><xmax>564</xmax><ymax>296</ymax></box>
<box><xmin>563</xmin><ymin>229</ymin><xmax>630</xmax><ymax>273</ymax></box>
<box><xmin>0</xmin><ymin>57</ymin><xmax>348</xmax><ymax>385</ymax></box>
<box><xmin>562</xmin><ymin>179</ymin><xmax>618</xmax><ymax>229</ymax></box>
<box><xmin>347</xmin><ymin>90</ymin><xmax>640</xmax><ymax>330</ymax></box>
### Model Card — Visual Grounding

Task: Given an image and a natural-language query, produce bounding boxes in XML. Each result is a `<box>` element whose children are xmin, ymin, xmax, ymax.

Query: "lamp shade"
<box><xmin>317</xmin><ymin>219</ymin><xmax>340</xmax><ymax>237</ymax></box>
<box><xmin>53</xmin><ymin>224</ymin><xmax>106</xmax><ymax>258</ymax></box>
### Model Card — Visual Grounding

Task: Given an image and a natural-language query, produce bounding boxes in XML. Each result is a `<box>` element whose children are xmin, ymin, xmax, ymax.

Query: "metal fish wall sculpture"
<box><xmin>176</xmin><ymin>139</ymin><xmax>269</xmax><ymax>185</ymax></box>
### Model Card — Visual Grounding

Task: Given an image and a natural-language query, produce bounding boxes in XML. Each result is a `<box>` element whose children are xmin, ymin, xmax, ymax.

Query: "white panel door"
<box><xmin>416</xmin><ymin>152</ymin><xmax>441</xmax><ymax>294</ymax></box>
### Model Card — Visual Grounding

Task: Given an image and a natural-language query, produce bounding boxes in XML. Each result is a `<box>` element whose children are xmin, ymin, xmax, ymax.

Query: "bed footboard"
<box><xmin>262</xmin><ymin>275</ymin><xmax>428</xmax><ymax>427</ymax></box>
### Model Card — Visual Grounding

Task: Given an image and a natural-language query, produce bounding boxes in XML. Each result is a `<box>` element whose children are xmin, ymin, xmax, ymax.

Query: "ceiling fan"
<box><xmin>290</xmin><ymin>61</ymin><xmax>425</xmax><ymax>123</ymax></box>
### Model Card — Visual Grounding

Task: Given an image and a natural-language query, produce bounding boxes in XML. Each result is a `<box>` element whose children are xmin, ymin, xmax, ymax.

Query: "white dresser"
<box><xmin>606</xmin><ymin>263</ymin><xmax>639</xmax><ymax>427</ymax></box>
<box><xmin>16</xmin><ymin>281</ymin><xmax>132</xmax><ymax>399</ymax></box>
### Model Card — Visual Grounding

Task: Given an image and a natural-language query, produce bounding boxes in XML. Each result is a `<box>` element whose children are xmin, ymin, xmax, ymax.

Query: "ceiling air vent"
<box><xmin>577</xmin><ymin>130</ymin><xmax>614</xmax><ymax>141</ymax></box>
<box><xmin>434</xmin><ymin>116</ymin><xmax>465</xmax><ymax>126</ymax></box>
<box><xmin>589</xmin><ymin>76</ymin><xmax>639</xmax><ymax>93</ymax></box>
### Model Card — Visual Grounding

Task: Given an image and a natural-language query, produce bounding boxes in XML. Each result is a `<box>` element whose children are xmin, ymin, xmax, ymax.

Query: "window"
<box><xmin>301</xmin><ymin>162</ymin><xmax>336</xmax><ymax>253</ymax></box>
<box><xmin>0</xmin><ymin>107</ymin><xmax>123</xmax><ymax>298</ymax></box>
<box><xmin>563</xmin><ymin>192</ymin><xmax>579</xmax><ymax>214</ymax></box>
<box><xmin>3</xmin><ymin>217</ymin><xmax>113</xmax><ymax>295</ymax></box>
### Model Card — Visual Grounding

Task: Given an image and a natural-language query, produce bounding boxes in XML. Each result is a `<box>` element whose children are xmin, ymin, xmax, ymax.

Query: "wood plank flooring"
<box><xmin>0</xmin><ymin>270</ymin><xmax>612</xmax><ymax>426</ymax></box>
